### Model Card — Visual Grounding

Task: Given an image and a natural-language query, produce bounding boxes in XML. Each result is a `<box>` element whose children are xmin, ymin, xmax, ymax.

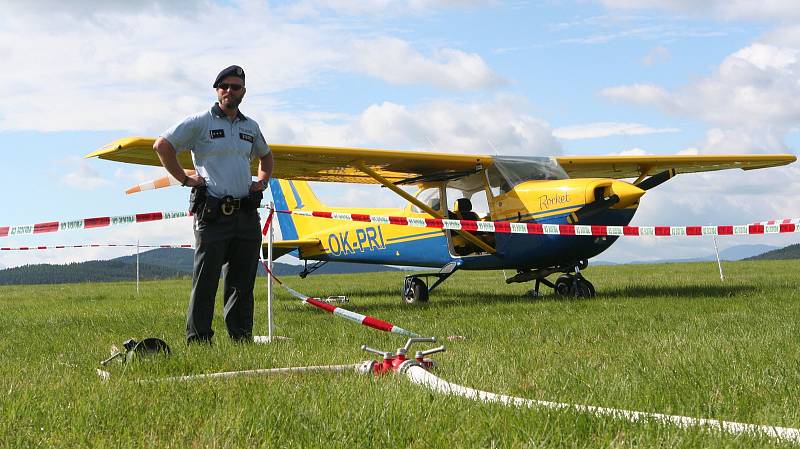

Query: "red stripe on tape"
<box><xmin>655</xmin><ymin>226</ymin><xmax>671</xmax><ymax>236</ymax></box>
<box><xmin>623</xmin><ymin>226</ymin><xmax>639</xmax><ymax>236</ymax></box>
<box><xmin>84</xmin><ymin>217</ymin><xmax>111</xmax><ymax>228</ymax></box>
<box><xmin>0</xmin><ymin>227</ymin><xmax>8</xmax><ymax>237</ymax></box>
<box><xmin>527</xmin><ymin>223</ymin><xmax>543</xmax><ymax>234</ymax></box>
<box><xmin>305</xmin><ymin>297</ymin><xmax>337</xmax><ymax>313</ymax></box>
<box><xmin>748</xmin><ymin>225</ymin><xmax>764</xmax><ymax>234</ymax></box>
<box><xmin>591</xmin><ymin>225</ymin><xmax>608</xmax><ymax>236</ymax></box>
<box><xmin>560</xmin><ymin>225</ymin><xmax>576</xmax><ymax>236</ymax></box>
<box><xmin>33</xmin><ymin>222</ymin><xmax>59</xmax><ymax>234</ymax></box>
<box><xmin>351</xmin><ymin>214</ymin><xmax>370</xmax><ymax>222</ymax></box>
<box><xmin>314</xmin><ymin>211</ymin><xmax>333</xmax><ymax>219</ymax></box>
<box><xmin>494</xmin><ymin>221</ymin><xmax>511</xmax><ymax>234</ymax></box>
<box><xmin>362</xmin><ymin>316</ymin><xmax>394</xmax><ymax>332</ymax></box>
<box><xmin>461</xmin><ymin>220</ymin><xmax>478</xmax><ymax>232</ymax></box>
<box><xmin>389</xmin><ymin>216</ymin><xmax>408</xmax><ymax>226</ymax></box>
<box><xmin>718</xmin><ymin>226</ymin><xmax>733</xmax><ymax>235</ymax></box>
<box><xmin>424</xmin><ymin>218</ymin><xmax>443</xmax><ymax>229</ymax></box>
<box><xmin>780</xmin><ymin>223</ymin><xmax>796</xmax><ymax>233</ymax></box>
<box><xmin>136</xmin><ymin>212</ymin><xmax>163</xmax><ymax>222</ymax></box>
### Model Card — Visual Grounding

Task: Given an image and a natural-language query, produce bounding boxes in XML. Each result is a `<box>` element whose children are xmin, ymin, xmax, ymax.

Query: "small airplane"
<box><xmin>88</xmin><ymin>137</ymin><xmax>796</xmax><ymax>304</ymax></box>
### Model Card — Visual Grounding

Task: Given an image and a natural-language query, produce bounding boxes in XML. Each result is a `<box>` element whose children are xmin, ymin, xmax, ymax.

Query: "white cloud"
<box><xmin>62</xmin><ymin>159</ymin><xmax>113</xmax><ymax>190</ymax></box>
<box><xmin>599</xmin><ymin>0</ymin><xmax>800</xmax><ymax>22</ymax></box>
<box><xmin>0</xmin><ymin>1</ymin><xmax>500</xmax><ymax>133</ymax></box>
<box><xmin>278</xmin><ymin>0</ymin><xmax>493</xmax><ymax>17</ymax></box>
<box><xmin>642</xmin><ymin>45</ymin><xmax>670</xmax><ymax>66</ymax></box>
<box><xmin>553</xmin><ymin>122</ymin><xmax>679</xmax><ymax>140</ymax></box>
<box><xmin>601</xmin><ymin>41</ymin><xmax>800</xmax><ymax>152</ymax></box>
<box><xmin>600</xmin><ymin>84</ymin><xmax>672</xmax><ymax>107</ymax></box>
<box><xmin>350</xmin><ymin>37</ymin><xmax>504</xmax><ymax>90</ymax></box>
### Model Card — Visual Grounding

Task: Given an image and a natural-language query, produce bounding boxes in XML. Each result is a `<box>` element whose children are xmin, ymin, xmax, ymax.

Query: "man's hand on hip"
<box><xmin>249</xmin><ymin>179</ymin><xmax>269</xmax><ymax>193</ymax></box>
<box><xmin>185</xmin><ymin>174</ymin><xmax>206</xmax><ymax>187</ymax></box>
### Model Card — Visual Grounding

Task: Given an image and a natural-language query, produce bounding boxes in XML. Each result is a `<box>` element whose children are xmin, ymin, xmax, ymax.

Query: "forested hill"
<box><xmin>0</xmin><ymin>248</ymin><xmax>401</xmax><ymax>285</ymax></box>
<box><xmin>744</xmin><ymin>243</ymin><xmax>800</xmax><ymax>261</ymax></box>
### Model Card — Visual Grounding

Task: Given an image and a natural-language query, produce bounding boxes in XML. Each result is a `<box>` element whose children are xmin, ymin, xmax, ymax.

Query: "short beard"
<box><xmin>219</xmin><ymin>95</ymin><xmax>242</xmax><ymax>110</ymax></box>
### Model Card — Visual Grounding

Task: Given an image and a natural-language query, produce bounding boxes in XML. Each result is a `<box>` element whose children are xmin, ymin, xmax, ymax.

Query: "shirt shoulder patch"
<box><xmin>210</xmin><ymin>129</ymin><xmax>225</xmax><ymax>139</ymax></box>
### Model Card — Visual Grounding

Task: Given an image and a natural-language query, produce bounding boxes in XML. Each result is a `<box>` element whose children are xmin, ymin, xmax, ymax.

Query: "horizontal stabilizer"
<box><xmin>264</xmin><ymin>238</ymin><xmax>321</xmax><ymax>260</ymax></box>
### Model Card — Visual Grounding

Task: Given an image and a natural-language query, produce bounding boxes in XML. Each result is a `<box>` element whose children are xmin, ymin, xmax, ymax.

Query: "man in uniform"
<box><xmin>153</xmin><ymin>65</ymin><xmax>273</xmax><ymax>343</ymax></box>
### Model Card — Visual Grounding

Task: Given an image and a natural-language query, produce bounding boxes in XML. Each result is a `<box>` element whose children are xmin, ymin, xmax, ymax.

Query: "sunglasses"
<box><xmin>217</xmin><ymin>83</ymin><xmax>244</xmax><ymax>91</ymax></box>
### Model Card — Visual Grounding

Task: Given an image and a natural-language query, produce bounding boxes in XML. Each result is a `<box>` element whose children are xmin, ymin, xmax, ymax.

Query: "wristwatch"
<box><xmin>260</xmin><ymin>179</ymin><xmax>269</xmax><ymax>190</ymax></box>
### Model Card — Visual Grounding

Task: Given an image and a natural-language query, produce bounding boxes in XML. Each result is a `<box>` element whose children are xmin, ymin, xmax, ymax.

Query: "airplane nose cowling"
<box><xmin>609</xmin><ymin>180</ymin><xmax>645</xmax><ymax>208</ymax></box>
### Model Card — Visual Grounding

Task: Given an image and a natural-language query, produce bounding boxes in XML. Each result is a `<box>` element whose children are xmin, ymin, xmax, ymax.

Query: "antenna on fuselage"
<box><xmin>486</xmin><ymin>138</ymin><xmax>500</xmax><ymax>155</ymax></box>
<box><xmin>425</xmin><ymin>136</ymin><xmax>439</xmax><ymax>152</ymax></box>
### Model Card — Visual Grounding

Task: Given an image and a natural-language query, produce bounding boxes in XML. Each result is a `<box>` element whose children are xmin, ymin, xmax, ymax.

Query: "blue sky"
<box><xmin>1</xmin><ymin>0</ymin><xmax>799</xmax><ymax>269</ymax></box>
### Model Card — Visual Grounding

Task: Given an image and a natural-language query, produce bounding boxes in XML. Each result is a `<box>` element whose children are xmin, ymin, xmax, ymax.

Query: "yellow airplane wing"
<box><xmin>88</xmin><ymin>136</ymin><xmax>795</xmax><ymax>184</ymax></box>
<box><xmin>554</xmin><ymin>154</ymin><xmax>796</xmax><ymax>179</ymax></box>
<box><xmin>87</xmin><ymin>137</ymin><xmax>490</xmax><ymax>184</ymax></box>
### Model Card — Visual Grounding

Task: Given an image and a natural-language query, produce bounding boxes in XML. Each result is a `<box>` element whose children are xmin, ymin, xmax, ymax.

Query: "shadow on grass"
<box><xmin>281</xmin><ymin>282</ymin><xmax>762</xmax><ymax>314</ymax></box>
<box><xmin>599</xmin><ymin>284</ymin><xmax>758</xmax><ymax>299</ymax></box>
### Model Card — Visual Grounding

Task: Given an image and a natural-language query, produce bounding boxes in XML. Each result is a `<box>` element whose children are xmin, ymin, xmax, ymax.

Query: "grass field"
<box><xmin>2</xmin><ymin>260</ymin><xmax>799</xmax><ymax>448</ymax></box>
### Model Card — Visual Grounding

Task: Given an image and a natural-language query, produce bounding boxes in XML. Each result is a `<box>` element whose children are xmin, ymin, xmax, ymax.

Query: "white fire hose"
<box><xmin>398</xmin><ymin>362</ymin><xmax>800</xmax><ymax>444</ymax></box>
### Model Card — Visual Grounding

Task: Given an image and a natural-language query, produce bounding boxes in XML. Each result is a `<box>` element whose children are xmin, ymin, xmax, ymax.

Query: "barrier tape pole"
<box><xmin>278</xmin><ymin>210</ymin><xmax>800</xmax><ymax>237</ymax></box>
<box><xmin>267</xmin><ymin>204</ymin><xmax>275</xmax><ymax>340</ymax></box>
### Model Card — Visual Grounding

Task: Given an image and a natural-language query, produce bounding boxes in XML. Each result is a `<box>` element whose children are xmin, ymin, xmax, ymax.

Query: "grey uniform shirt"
<box><xmin>162</xmin><ymin>103</ymin><xmax>270</xmax><ymax>199</ymax></box>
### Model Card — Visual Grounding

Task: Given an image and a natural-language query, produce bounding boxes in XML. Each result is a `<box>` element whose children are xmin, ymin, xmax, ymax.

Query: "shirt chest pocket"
<box><xmin>235</xmin><ymin>131</ymin><xmax>257</xmax><ymax>157</ymax></box>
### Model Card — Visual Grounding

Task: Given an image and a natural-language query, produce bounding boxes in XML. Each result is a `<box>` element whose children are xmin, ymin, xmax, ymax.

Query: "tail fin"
<box><xmin>269</xmin><ymin>179</ymin><xmax>324</xmax><ymax>240</ymax></box>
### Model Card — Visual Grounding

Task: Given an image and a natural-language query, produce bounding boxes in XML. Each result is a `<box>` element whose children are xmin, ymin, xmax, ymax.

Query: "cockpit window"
<box><xmin>412</xmin><ymin>187</ymin><xmax>441</xmax><ymax>213</ymax></box>
<box><xmin>488</xmin><ymin>156</ymin><xmax>568</xmax><ymax>194</ymax></box>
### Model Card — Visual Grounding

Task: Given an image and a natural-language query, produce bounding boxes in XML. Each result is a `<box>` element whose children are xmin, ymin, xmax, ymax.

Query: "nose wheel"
<box><xmin>402</xmin><ymin>277</ymin><xmax>429</xmax><ymax>304</ymax></box>
<box><xmin>520</xmin><ymin>260</ymin><xmax>596</xmax><ymax>298</ymax></box>
<box><xmin>553</xmin><ymin>273</ymin><xmax>595</xmax><ymax>298</ymax></box>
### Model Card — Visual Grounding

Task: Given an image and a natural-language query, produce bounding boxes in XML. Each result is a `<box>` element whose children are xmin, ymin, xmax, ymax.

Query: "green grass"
<box><xmin>2</xmin><ymin>260</ymin><xmax>799</xmax><ymax>448</ymax></box>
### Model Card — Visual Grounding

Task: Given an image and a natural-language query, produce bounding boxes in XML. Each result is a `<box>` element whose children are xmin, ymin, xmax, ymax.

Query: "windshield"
<box><xmin>411</xmin><ymin>187</ymin><xmax>441</xmax><ymax>213</ymax></box>
<box><xmin>487</xmin><ymin>156</ymin><xmax>568</xmax><ymax>194</ymax></box>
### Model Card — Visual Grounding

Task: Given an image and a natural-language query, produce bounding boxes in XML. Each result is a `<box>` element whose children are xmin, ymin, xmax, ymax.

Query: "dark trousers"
<box><xmin>186</xmin><ymin>210</ymin><xmax>262</xmax><ymax>343</ymax></box>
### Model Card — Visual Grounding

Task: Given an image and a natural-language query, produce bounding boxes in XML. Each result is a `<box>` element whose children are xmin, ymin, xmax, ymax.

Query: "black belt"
<box><xmin>219</xmin><ymin>196</ymin><xmax>242</xmax><ymax>216</ymax></box>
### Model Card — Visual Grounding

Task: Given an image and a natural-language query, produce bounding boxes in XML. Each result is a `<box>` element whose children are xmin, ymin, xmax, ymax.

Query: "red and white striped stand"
<box><xmin>255</xmin><ymin>204</ymin><xmax>285</xmax><ymax>344</ymax></box>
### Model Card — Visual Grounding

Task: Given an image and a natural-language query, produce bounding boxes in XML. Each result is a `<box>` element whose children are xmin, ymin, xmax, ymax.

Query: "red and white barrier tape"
<box><xmin>751</xmin><ymin>218</ymin><xmax>800</xmax><ymax>226</ymax></box>
<box><xmin>0</xmin><ymin>211</ymin><xmax>191</xmax><ymax>238</ymax></box>
<box><xmin>281</xmin><ymin>210</ymin><xmax>800</xmax><ymax>237</ymax></box>
<box><xmin>258</xmin><ymin>259</ymin><xmax>419</xmax><ymax>337</ymax></box>
<box><xmin>1</xmin><ymin>244</ymin><xmax>193</xmax><ymax>251</ymax></box>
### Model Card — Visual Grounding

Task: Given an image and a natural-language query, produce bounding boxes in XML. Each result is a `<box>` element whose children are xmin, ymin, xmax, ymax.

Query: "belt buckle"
<box><xmin>220</xmin><ymin>196</ymin><xmax>240</xmax><ymax>216</ymax></box>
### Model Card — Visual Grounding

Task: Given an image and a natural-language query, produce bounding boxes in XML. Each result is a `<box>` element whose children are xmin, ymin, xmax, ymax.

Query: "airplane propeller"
<box><xmin>567</xmin><ymin>193</ymin><xmax>620</xmax><ymax>224</ymax></box>
<box><xmin>567</xmin><ymin>180</ymin><xmax>646</xmax><ymax>224</ymax></box>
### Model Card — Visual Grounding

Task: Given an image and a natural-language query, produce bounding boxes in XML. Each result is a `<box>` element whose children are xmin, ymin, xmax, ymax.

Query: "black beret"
<box><xmin>213</xmin><ymin>65</ymin><xmax>245</xmax><ymax>88</ymax></box>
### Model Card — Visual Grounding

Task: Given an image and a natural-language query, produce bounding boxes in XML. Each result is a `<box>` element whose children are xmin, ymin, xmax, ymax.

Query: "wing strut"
<box><xmin>353</xmin><ymin>162</ymin><xmax>496</xmax><ymax>255</ymax></box>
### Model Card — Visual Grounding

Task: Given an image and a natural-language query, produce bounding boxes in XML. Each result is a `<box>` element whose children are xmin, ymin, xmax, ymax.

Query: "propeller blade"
<box><xmin>637</xmin><ymin>168</ymin><xmax>676</xmax><ymax>191</ymax></box>
<box><xmin>125</xmin><ymin>170</ymin><xmax>196</xmax><ymax>194</ymax></box>
<box><xmin>568</xmin><ymin>194</ymin><xmax>619</xmax><ymax>224</ymax></box>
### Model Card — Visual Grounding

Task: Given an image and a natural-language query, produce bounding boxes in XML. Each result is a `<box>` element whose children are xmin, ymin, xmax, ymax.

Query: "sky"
<box><xmin>1</xmin><ymin>0</ymin><xmax>799</xmax><ymax>269</ymax></box>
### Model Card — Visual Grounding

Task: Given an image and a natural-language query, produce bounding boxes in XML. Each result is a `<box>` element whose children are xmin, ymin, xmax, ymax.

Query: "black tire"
<box><xmin>402</xmin><ymin>278</ymin><xmax>429</xmax><ymax>304</ymax></box>
<box><xmin>553</xmin><ymin>274</ymin><xmax>573</xmax><ymax>296</ymax></box>
<box><xmin>570</xmin><ymin>278</ymin><xmax>593</xmax><ymax>298</ymax></box>
<box><xmin>583</xmin><ymin>279</ymin><xmax>596</xmax><ymax>297</ymax></box>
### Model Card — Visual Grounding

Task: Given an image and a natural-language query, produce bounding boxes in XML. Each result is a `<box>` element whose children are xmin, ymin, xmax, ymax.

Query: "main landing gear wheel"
<box><xmin>553</xmin><ymin>274</ymin><xmax>595</xmax><ymax>298</ymax></box>
<box><xmin>402</xmin><ymin>277</ymin><xmax>429</xmax><ymax>304</ymax></box>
